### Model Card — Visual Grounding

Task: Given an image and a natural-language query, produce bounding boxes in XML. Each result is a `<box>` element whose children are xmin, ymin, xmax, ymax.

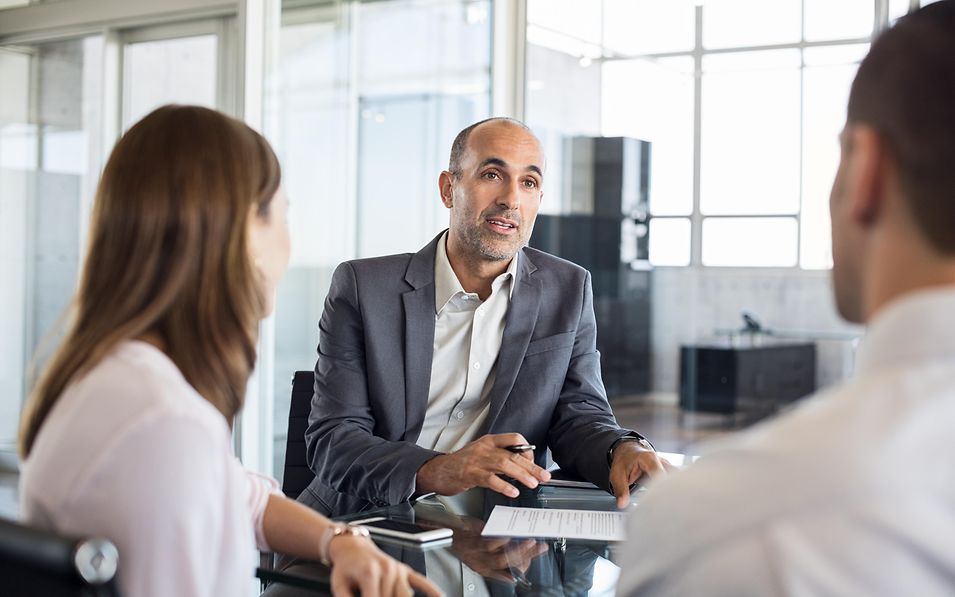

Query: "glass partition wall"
<box><xmin>0</xmin><ymin>6</ymin><xmax>237</xmax><ymax>454</ymax></box>
<box><xmin>0</xmin><ymin>37</ymin><xmax>103</xmax><ymax>450</ymax></box>
<box><xmin>264</xmin><ymin>0</ymin><xmax>492</xmax><ymax>483</ymax></box>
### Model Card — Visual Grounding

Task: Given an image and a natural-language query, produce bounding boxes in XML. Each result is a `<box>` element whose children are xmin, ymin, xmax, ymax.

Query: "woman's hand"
<box><xmin>327</xmin><ymin>534</ymin><xmax>444</xmax><ymax>597</ymax></box>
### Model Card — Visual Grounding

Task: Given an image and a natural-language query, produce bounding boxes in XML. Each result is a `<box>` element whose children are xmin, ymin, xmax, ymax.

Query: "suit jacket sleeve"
<box><xmin>304</xmin><ymin>262</ymin><xmax>441</xmax><ymax>506</ymax></box>
<box><xmin>546</xmin><ymin>270</ymin><xmax>637</xmax><ymax>492</ymax></box>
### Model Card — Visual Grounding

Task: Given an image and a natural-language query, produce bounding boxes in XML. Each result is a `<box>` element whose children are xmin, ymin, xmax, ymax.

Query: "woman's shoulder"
<box><xmin>21</xmin><ymin>341</ymin><xmax>232</xmax><ymax>511</ymax></box>
<box><xmin>79</xmin><ymin>340</ymin><xmax>228</xmax><ymax>428</ymax></box>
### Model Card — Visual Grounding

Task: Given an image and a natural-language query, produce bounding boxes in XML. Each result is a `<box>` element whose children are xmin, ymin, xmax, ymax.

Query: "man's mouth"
<box><xmin>486</xmin><ymin>217</ymin><xmax>518</xmax><ymax>233</ymax></box>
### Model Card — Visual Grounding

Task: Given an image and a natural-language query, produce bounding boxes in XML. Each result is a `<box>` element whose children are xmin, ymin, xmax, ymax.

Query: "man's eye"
<box><xmin>483</xmin><ymin>171</ymin><xmax>500</xmax><ymax>180</ymax></box>
<box><xmin>524</xmin><ymin>179</ymin><xmax>538</xmax><ymax>188</ymax></box>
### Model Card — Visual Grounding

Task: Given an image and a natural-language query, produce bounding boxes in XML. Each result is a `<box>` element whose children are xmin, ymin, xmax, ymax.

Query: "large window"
<box><xmin>527</xmin><ymin>0</ymin><xmax>898</xmax><ymax>269</ymax></box>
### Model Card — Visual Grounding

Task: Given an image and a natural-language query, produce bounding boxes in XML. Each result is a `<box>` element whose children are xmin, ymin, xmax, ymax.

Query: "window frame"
<box><xmin>596</xmin><ymin>0</ymin><xmax>894</xmax><ymax>270</ymax></box>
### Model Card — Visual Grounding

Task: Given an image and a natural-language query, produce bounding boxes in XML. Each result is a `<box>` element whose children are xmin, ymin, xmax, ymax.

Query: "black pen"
<box><xmin>505</xmin><ymin>444</ymin><xmax>536</xmax><ymax>453</ymax></box>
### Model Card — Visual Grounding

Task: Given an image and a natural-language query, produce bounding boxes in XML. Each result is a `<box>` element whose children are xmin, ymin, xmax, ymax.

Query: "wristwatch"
<box><xmin>607</xmin><ymin>434</ymin><xmax>655</xmax><ymax>467</ymax></box>
<box><xmin>318</xmin><ymin>523</ymin><xmax>371</xmax><ymax>566</ymax></box>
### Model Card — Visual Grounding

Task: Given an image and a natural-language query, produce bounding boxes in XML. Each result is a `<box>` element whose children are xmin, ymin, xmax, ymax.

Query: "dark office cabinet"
<box><xmin>679</xmin><ymin>343</ymin><xmax>817</xmax><ymax>414</ymax></box>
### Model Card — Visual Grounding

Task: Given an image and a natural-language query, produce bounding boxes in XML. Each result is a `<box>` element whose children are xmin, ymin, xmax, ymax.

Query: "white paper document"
<box><xmin>481</xmin><ymin>506</ymin><xmax>628</xmax><ymax>541</ymax></box>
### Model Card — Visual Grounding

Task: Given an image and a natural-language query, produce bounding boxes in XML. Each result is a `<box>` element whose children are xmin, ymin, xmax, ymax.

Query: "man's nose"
<box><xmin>497</xmin><ymin>180</ymin><xmax>521</xmax><ymax>210</ymax></box>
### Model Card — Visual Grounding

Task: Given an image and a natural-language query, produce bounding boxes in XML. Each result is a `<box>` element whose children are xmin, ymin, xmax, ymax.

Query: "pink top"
<box><xmin>19</xmin><ymin>340</ymin><xmax>281</xmax><ymax>597</ymax></box>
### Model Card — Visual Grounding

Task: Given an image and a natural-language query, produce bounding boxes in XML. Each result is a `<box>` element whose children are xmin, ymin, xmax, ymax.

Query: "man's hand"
<box><xmin>416</xmin><ymin>433</ymin><xmax>552</xmax><ymax>498</ymax></box>
<box><xmin>609</xmin><ymin>442</ymin><xmax>674</xmax><ymax>509</ymax></box>
<box><xmin>451</xmin><ymin>535</ymin><xmax>548</xmax><ymax>584</ymax></box>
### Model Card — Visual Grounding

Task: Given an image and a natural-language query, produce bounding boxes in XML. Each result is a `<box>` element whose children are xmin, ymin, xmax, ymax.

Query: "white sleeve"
<box><xmin>241</xmin><ymin>466</ymin><xmax>282</xmax><ymax>551</ymax></box>
<box><xmin>64</xmin><ymin>413</ymin><xmax>243</xmax><ymax>597</ymax></box>
<box><xmin>616</xmin><ymin>533</ymin><xmax>781</xmax><ymax>597</ymax></box>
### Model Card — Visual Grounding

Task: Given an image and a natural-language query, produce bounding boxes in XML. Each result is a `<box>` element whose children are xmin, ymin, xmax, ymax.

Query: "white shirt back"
<box><xmin>616</xmin><ymin>288</ymin><xmax>955</xmax><ymax>596</ymax></box>
<box><xmin>20</xmin><ymin>341</ymin><xmax>279</xmax><ymax>597</ymax></box>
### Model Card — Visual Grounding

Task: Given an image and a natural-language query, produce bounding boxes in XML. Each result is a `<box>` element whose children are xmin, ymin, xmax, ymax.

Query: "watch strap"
<box><xmin>607</xmin><ymin>433</ymin><xmax>655</xmax><ymax>467</ymax></box>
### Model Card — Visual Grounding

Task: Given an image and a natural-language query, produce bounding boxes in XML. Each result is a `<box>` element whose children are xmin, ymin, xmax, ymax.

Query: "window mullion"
<box><xmin>691</xmin><ymin>3</ymin><xmax>703</xmax><ymax>267</ymax></box>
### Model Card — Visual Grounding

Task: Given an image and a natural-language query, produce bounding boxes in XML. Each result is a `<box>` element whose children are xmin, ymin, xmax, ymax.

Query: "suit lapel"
<box><xmin>401</xmin><ymin>232</ymin><xmax>442</xmax><ymax>440</ymax></box>
<box><xmin>482</xmin><ymin>250</ymin><xmax>541</xmax><ymax>433</ymax></box>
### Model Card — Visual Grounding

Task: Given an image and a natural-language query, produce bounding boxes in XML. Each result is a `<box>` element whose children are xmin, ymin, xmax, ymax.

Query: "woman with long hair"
<box><xmin>18</xmin><ymin>105</ymin><xmax>441</xmax><ymax>597</ymax></box>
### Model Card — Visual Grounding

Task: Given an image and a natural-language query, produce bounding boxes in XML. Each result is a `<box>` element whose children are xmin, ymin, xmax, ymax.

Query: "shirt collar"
<box><xmin>855</xmin><ymin>285</ymin><xmax>955</xmax><ymax>375</ymax></box>
<box><xmin>434</xmin><ymin>231</ymin><xmax>518</xmax><ymax>314</ymax></box>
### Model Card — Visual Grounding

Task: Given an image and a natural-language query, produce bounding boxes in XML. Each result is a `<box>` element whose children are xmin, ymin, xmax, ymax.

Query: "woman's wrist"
<box><xmin>319</xmin><ymin>523</ymin><xmax>371</xmax><ymax>566</ymax></box>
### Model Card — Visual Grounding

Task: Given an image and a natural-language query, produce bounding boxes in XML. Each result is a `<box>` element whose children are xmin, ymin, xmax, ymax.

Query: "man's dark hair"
<box><xmin>448</xmin><ymin>117</ymin><xmax>535</xmax><ymax>176</ymax></box>
<box><xmin>848</xmin><ymin>0</ymin><xmax>955</xmax><ymax>253</ymax></box>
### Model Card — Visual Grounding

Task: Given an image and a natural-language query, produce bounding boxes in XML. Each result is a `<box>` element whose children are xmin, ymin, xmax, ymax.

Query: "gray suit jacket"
<box><xmin>299</xmin><ymin>232</ymin><xmax>637</xmax><ymax>517</ymax></box>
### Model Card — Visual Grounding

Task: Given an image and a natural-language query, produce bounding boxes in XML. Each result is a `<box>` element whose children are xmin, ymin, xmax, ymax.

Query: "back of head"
<box><xmin>18</xmin><ymin>105</ymin><xmax>281</xmax><ymax>458</ymax></box>
<box><xmin>848</xmin><ymin>0</ymin><xmax>955</xmax><ymax>254</ymax></box>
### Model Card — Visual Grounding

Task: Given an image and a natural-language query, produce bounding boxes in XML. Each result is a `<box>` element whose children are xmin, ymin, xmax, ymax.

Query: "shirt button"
<box><xmin>456</xmin><ymin>411</ymin><xmax>465</xmax><ymax>420</ymax></box>
<box><xmin>467</xmin><ymin>583</ymin><xmax>476</xmax><ymax>592</ymax></box>
<box><xmin>473</xmin><ymin>362</ymin><xmax>481</xmax><ymax>370</ymax></box>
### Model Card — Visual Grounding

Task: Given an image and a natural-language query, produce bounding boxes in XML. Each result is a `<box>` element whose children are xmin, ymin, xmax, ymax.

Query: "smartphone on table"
<box><xmin>349</xmin><ymin>517</ymin><xmax>453</xmax><ymax>544</ymax></box>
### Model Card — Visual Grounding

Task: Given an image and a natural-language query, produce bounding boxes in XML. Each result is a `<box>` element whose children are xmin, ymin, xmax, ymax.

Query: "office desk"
<box><xmin>259</xmin><ymin>485</ymin><xmax>633</xmax><ymax>596</ymax></box>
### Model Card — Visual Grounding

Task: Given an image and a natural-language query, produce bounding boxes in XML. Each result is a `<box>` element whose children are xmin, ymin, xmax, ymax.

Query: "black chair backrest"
<box><xmin>282</xmin><ymin>371</ymin><xmax>317</xmax><ymax>499</ymax></box>
<box><xmin>0</xmin><ymin>517</ymin><xmax>121</xmax><ymax>597</ymax></box>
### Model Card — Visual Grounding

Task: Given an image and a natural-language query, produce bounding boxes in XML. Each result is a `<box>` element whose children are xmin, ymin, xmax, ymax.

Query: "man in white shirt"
<box><xmin>617</xmin><ymin>3</ymin><xmax>955</xmax><ymax>595</ymax></box>
<box><xmin>300</xmin><ymin>117</ymin><xmax>669</xmax><ymax>518</ymax></box>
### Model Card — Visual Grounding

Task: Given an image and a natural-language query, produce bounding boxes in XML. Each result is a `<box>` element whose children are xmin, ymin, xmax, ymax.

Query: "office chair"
<box><xmin>0</xmin><ymin>517</ymin><xmax>120</xmax><ymax>597</ymax></box>
<box><xmin>282</xmin><ymin>371</ymin><xmax>317</xmax><ymax>500</ymax></box>
<box><xmin>260</xmin><ymin>370</ymin><xmax>317</xmax><ymax>581</ymax></box>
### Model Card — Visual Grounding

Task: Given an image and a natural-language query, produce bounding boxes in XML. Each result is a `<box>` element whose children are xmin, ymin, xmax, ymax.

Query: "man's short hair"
<box><xmin>448</xmin><ymin>117</ymin><xmax>535</xmax><ymax>176</ymax></box>
<box><xmin>848</xmin><ymin>0</ymin><xmax>955</xmax><ymax>253</ymax></box>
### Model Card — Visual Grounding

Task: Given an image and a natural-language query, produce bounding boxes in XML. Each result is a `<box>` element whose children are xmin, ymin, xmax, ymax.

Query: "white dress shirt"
<box><xmin>617</xmin><ymin>287</ymin><xmax>955</xmax><ymax>597</ymax></box>
<box><xmin>20</xmin><ymin>340</ymin><xmax>280</xmax><ymax>597</ymax></box>
<box><xmin>416</xmin><ymin>231</ymin><xmax>517</xmax><ymax>453</ymax></box>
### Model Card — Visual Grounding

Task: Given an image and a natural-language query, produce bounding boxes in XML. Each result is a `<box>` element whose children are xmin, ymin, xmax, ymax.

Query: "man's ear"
<box><xmin>845</xmin><ymin>125</ymin><xmax>888</xmax><ymax>226</ymax></box>
<box><xmin>438</xmin><ymin>171</ymin><xmax>454</xmax><ymax>208</ymax></box>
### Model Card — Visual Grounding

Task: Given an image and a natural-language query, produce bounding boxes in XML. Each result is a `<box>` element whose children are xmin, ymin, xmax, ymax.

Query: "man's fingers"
<box><xmin>609</xmin><ymin>462</ymin><xmax>628</xmax><ymax>494</ymax></box>
<box><xmin>481</xmin><ymin>471</ymin><xmax>521</xmax><ymax>498</ymax></box>
<box><xmin>508</xmin><ymin>539</ymin><xmax>548</xmax><ymax>566</ymax></box>
<box><xmin>504</xmin><ymin>450</ymin><xmax>551</xmax><ymax>482</ymax></box>
<box><xmin>497</xmin><ymin>454</ymin><xmax>545</xmax><ymax>489</ymax></box>
<box><xmin>640</xmin><ymin>453</ymin><xmax>667</xmax><ymax>478</ymax></box>
<box><xmin>484</xmin><ymin>537</ymin><xmax>512</xmax><ymax>551</ymax></box>
<box><xmin>483</xmin><ymin>570</ymin><xmax>517</xmax><ymax>583</ymax></box>
<box><xmin>519</xmin><ymin>453</ymin><xmax>551</xmax><ymax>482</ymax></box>
<box><xmin>489</xmin><ymin>433</ymin><xmax>530</xmax><ymax>448</ymax></box>
<box><xmin>610</xmin><ymin>465</ymin><xmax>631</xmax><ymax>508</ymax></box>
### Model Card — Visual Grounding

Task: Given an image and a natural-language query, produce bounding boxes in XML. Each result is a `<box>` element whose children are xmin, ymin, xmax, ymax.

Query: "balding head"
<box><xmin>448</xmin><ymin>117</ymin><xmax>542</xmax><ymax>178</ymax></box>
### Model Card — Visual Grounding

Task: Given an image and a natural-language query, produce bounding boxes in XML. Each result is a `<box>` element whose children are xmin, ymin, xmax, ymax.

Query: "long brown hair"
<box><xmin>19</xmin><ymin>105</ymin><xmax>281</xmax><ymax>458</ymax></box>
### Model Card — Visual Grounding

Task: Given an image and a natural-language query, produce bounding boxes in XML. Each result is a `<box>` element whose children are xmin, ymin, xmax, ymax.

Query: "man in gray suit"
<box><xmin>300</xmin><ymin>117</ymin><xmax>669</xmax><ymax>517</ymax></box>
